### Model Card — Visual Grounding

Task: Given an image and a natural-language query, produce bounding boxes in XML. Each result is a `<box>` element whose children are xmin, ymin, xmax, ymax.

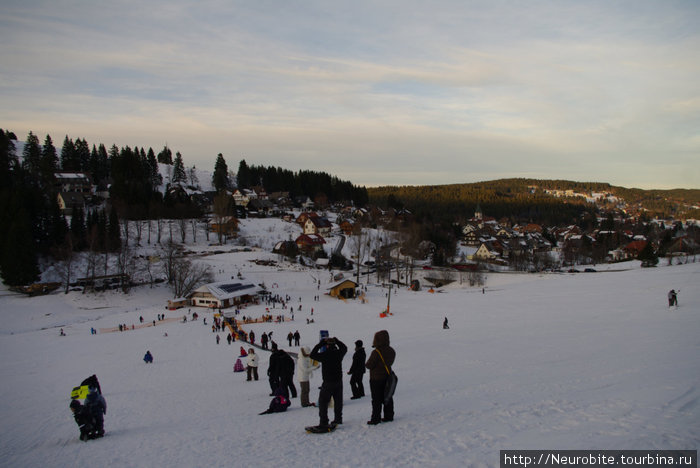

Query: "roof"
<box><xmin>192</xmin><ymin>282</ymin><xmax>263</xmax><ymax>301</ymax></box>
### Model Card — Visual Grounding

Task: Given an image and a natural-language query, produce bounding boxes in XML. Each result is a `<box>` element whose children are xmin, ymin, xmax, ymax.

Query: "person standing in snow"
<box><xmin>348</xmin><ymin>340</ymin><xmax>366</xmax><ymax>400</ymax></box>
<box><xmin>297</xmin><ymin>346</ymin><xmax>320</xmax><ymax>407</ymax></box>
<box><xmin>84</xmin><ymin>386</ymin><xmax>107</xmax><ymax>437</ymax></box>
<box><xmin>277</xmin><ymin>348</ymin><xmax>297</xmax><ymax>399</ymax></box>
<box><xmin>246</xmin><ymin>348</ymin><xmax>259</xmax><ymax>381</ymax></box>
<box><xmin>287</xmin><ymin>331</ymin><xmax>294</xmax><ymax>346</ymax></box>
<box><xmin>70</xmin><ymin>399</ymin><xmax>95</xmax><ymax>441</ymax></box>
<box><xmin>267</xmin><ymin>342</ymin><xmax>282</xmax><ymax>395</ymax></box>
<box><xmin>668</xmin><ymin>289</ymin><xmax>678</xmax><ymax>307</ymax></box>
<box><xmin>261</xmin><ymin>332</ymin><xmax>269</xmax><ymax>350</ymax></box>
<box><xmin>293</xmin><ymin>330</ymin><xmax>301</xmax><ymax>346</ymax></box>
<box><xmin>365</xmin><ymin>330</ymin><xmax>396</xmax><ymax>425</ymax></box>
<box><xmin>443</xmin><ymin>317</ymin><xmax>449</xmax><ymax>329</ymax></box>
<box><xmin>310</xmin><ymin>336</ymin><xmax>348</xmax><ymax>428</ymax></box>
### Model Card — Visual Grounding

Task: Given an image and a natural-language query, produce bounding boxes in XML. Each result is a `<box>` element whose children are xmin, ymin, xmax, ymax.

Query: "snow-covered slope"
<box><xmin>0</xmin><ymin>225</ymin><xmax>698</xmax><ymax>467</ymax></box>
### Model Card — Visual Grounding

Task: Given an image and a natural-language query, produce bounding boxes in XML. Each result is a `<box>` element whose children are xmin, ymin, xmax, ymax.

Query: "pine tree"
<box><xmin>237</xmin><ymin>159</ymin><xmax>250</xmax><ymax>189</ymax></box>
<box><xmin>22</xmin><ymin>131</ymin><xmax>42</xmax><ymax>177</ymax></box>
<box><xmin>171</xmin><ymin>152</ymin><xmax>186</xmax><ymax>184</ymax></box>
<box><xmin>74</xmin><ymin>138</ymin><xmax>90</xmax><ymax>172</ymax></box>
<box><xmin>108</xmin><ymin>206</ymin><xmax>121</xmax><ymax>251</ymax></box>
<box><xmin>0</xmin><ymin>201</ymin><xmax>40</xmax><ymax>286</ymax></box>
<box><xmin>212</xmin><ymin>153</ymin><xmax>229</xmax><ymax>192</ymax></box>
<box><xmin>40</xmin><ymin>134</ymin><xmax>58</xmax><ymax>191</ymax></box>
<box><xmin>157</xmin><ymin>145</ymin><xmax>173</xmax><ymax>165</ymax></box>
<box><xmin>60</xmin><ymin>135</ymin><xmax>77</xmax><ymax>171</ymax></box>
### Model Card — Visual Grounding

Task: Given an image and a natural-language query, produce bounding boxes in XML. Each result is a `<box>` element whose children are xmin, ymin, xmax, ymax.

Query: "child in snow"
<box><xmin>259</xmin><ymin>386</ymin><xmax>291</xmax><ymax>415</ymax></box>
<box><xmin>144</xmin><ymin>350</ymin><xmax>154</xmax><ymax>363</ymax></box>
<box><xmin>84</xmin><ymin>386</ymin><xmax>107</xmax><ymax>438</ymax></box>
<box><xmin>70</xmin><ymin>399</ymin><xmax>96</xmax><ymax>441</ymax></box>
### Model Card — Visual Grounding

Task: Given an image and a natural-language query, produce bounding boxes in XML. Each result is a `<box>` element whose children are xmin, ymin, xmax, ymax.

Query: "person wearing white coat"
<box><xmin>297</xmin><ymin>346</ymin><xmax>320</xmax><ymax>407</ymax></box>
<box><xmin>246</xmin><ymin>348</ymin><xmax>259</xmax><ymax>381</ymax></box>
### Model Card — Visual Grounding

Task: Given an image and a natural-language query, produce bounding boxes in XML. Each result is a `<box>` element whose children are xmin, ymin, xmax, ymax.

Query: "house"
<box><xmin>473</xmin><ymin>242</ymin><xmax>498</xmax><ymax>261</ymax></box>
<box><xmin>188</xmin><ymin>282</ymin><xmax>262</xmax><ymax>309</ymax></box>
<box><xmin>303</xmin><ymin>216</ymin><xmax>332</xmax><ymax>237</ymax></box>
<box><xmin>54</xmin><ymin>172</ymin><xmax>92</xmax><ymax>193</ymax></box>
<box><xmin>296</xmin><ymin>211</ymin><xmax>318</xmax><ymax>227</ymax></box>
<box><xmin>295</xmin><ymin>234</ymin><xmax>326</xmax><ymax>255</ymax></box>
<box><xmin>232</xmin><ymin>189</ymin><xmax>257</xmax><ymax>207</ymax></box>
<box><xmin>57</xmin><ymin>192</ymin><xmax>86</xmax><ymax>215</ymax></box>
<box><xmin>328</xmin><ymin>279</ymin><xmax>359</xmax><ymax>299</ymax></box>
<box><xmin>294</xmin><ymin>196</ymin><xmax>314</xmax><ymax>210</ymax></box>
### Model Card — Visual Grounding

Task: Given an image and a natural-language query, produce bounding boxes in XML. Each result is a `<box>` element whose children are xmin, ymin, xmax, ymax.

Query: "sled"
<box><xmin>70</xmin><ymin>385</ymin><xmax>89</xmax><ymax>400</ymax></box>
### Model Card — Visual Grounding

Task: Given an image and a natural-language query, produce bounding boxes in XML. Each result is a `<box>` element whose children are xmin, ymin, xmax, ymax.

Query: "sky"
<box><xmin>1</xmin><ymin>0</ymin><xmax>699</xmax><ymax>189</ymax></box>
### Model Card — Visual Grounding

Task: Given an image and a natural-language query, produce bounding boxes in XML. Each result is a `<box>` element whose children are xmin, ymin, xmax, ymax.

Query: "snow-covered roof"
<box><xmin>192</xmin><ymin>282</ymin><xmax>262</xmax><ymax>301</ymax></box>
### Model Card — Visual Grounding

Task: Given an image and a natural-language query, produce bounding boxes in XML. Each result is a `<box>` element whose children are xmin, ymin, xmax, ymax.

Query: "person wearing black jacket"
<box><xmin>365</xmin><ymin>330</ymin><xmax>396</xmax><ymax>425</ymax></box>
<box><xmin>277</xmin><ymin>347</ymin><xmax>297</xmax><ymax>398</ymax></box>
<box><xmin>347</xmin><ymin>340</ymin><xmax>366</xmax><ymax>399</ymax></box>
<box><xmin>309</xmin><ymin>337</ymin><xmax>347</xmax><ymax>428</ymax></box>
<box><xmin>267</xmin><ymin>342</ymin><xmax>282</xmax><ymax>395</ymax></box>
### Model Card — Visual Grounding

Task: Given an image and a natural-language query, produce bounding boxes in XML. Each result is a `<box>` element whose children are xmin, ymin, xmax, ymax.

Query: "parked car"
<box><xmin>584</xmin><ymin>268</ymin><xmax>597</xmax><ymax>273</ymax></box>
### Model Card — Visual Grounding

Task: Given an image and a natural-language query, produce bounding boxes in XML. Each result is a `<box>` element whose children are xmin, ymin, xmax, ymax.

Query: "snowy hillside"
<box><xmin>0</xmin><ymin>217</ymin><xmax>698</xmax><ymax>467</ymax></box>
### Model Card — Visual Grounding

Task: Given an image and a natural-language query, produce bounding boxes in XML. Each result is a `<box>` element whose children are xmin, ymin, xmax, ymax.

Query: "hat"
<box><xmin>355</xmin><ymin>340</ymin><xmax>363</xmax><ymax>347</ymax></box>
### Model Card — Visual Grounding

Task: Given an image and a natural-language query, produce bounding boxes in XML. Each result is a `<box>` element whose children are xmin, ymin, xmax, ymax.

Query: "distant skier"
<box><xmin>144</xmin><ymin>350</ymin><xmax>154</xmax><ymax>363</ymax></box>
<box><xmin>84</xmin><ymin>386</ymin><xmax>106</xmax><ymax>438</ymax></box>
<box><xmin>443</xmin><ymin>317</ymin><xmax>449</xmax><ymax>329</ymax></box>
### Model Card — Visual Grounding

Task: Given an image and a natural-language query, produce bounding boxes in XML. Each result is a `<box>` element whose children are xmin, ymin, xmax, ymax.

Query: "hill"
<box><xmin>0</xmin><ymin>214</ymin><xmax>698</xmax><ymax>467</ymax></box>
<box><xmin>368</xmin><ymin>178</ymin><xmax>700</xmax><ymax>224</ymax></box>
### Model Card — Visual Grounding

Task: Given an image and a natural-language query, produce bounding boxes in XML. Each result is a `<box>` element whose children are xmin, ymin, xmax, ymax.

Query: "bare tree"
<box><xmin>159</xmin><ymin>241</ymin><xmax>182</xmax><ymax>285</ymax></box>
<box><xmin>53</xmin><ymin>235</ymin><xmax>75</xmax><ymax>294</ymax></box>
<box><xmin>348</xmin><ymin>225</ymin><xmax>368</xmax><ymax>285</ymax></box>
<box><xmin>171</xmin><ymin>257</ymin><xmax>214</xmax><ymax>298</ymax></box>
<box><xmin>177</xmin><ymin>217</ymin><xmax>188</xmax><ymax>244</ymax></box>
<box><xmin>212</xmin><ymin>191</ymin><xmax>232</xmax><ymax>245</ymax></box>
<box><xmin>115</xmin><ymin>244</ymin><xmax>136</xmax><ymax>292</ymax></box>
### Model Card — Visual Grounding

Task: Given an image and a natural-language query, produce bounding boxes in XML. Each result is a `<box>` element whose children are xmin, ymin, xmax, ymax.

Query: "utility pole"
<box><xmin>386</xmin><ymin>282</ymin><xmax>392</xmax><ymax>314</ymax></box>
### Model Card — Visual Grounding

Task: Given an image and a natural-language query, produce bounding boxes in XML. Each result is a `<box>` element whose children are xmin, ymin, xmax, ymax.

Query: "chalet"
<box><xmin>473</xmin><ymin>242</ymin><xmax>498</xmax><ymax>261</ymax></box>
<box><xmin>295</xmin><ymin>234</ymin><xmax>326</xmax><ymax>255</ymax></box>
<box><xmin>57</xmin><ymin>192</ymin><xmax>86</xmax><ymax>215</ymax></box>
<box><xmin>328</xmin><ymin>279</ymin><xmax>359</xmax><ymax>299</ymax></box>
<box><xmin>188</xmin><ymin>282</ymin><xmax>262</xmax><ymax>309</ymax></box>
<box><xmin>296</xmin><ymin>211</ymin><xmax>318</xmax><ymax>226</ymax></box>
<box><xmin>232</xmin><ymin>189</ymin><xmax>256</xmax><ymax>207</ymax></box>
<box><xmin>304</xmin><ymin>216</ymin><xmax>332</xmax><ymax>237</ymax></box>
<box><xmin>294</xmin><ymin>196</ymin><xmax>314</xmax><ymax>210</ymax></box>
<box><xmin>54</xmin><ymin>172</ymin><xmax>92</xmax><ymax>193</ymax></box>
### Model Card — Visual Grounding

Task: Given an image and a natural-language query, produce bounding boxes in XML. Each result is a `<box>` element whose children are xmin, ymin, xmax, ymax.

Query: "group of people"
<box><xmin>253</xmin><ymin>329</ymin><xmax>396</xmax><ymax>431</ymax></box>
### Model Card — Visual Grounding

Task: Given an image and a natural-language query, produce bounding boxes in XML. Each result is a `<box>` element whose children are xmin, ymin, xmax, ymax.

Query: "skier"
<box><xmin>84</xmin><ymin>386</ymin><xmax>107</xmax><ymax>438</ymax></box>
<box><xmin>294</xmin><ymin>330</ymin><xmax>301</xmax><ymax>346</ymax></box>
<box><xmin>443</xmin><ymin>317</ymin><xmax>449</xmax><ymax>329</ymax></box>
<box><xmin>309</xmin><ymin>336</ymin><xmax>348</xmax><ymax>430</ymax></box>
<box><xmin>348</xmin><ymin>340</ymin><xmax>366</xmax><ymax>400</ymax></box>
<box><xmin>143</xmin><ymin>350</ymin><xmax>153</xmax><ymax>363</ymax></box>
<box><xmin>69</xmin><ymin>399</ymin><xmax>95</xmax><ymax>441</ymax></box>
<box><xmin>365</xmin><ymin>330</ymin><xmax>396</xmax><ymax>425</ymax></box>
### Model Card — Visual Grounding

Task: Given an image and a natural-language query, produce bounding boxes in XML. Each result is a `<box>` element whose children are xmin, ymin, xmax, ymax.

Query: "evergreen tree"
<box><xmin>638</xmin><ymin>242</ymin><xmax>659</xmax><ymax>267</ymax></box>
<box><xmin>70</xmin><ymin>207</ymin><xmax>87</xmax><ymax>250</ymax></box>
<box><xmin>74</xmin><ymin>138</ymin><xmax>90</xmax><ymax>172</ymax></box>
<box><xmin>108</xmin><ymin>205</ymin><xmax>121</xmax><ymax>251</ymax></box>
<box><xmin>0</xmin><ymin>129</ymin><xmax>18</xmax><ymax>188</ymax></box>
<box><xmin>146</xmin><ymin>147</ymin><xmax>162</xmax><ymax>188</ymax></box>
<box><xmin>22</xmin><ymin>131</ymin><xmax>42</xmax><ymax>177</ymax></box>
<box><xmin>60</xmin><ymin>135</ymin><xmax>77</xmax><ymax>171</ymax></box>
<box><xmin>0</xmin><ymin>201</ymin><xmax>40</xmax><ymax>286</ymax></box>
<box><xmin>40</xmin><ymin>134</ymin><xmax>58</xmax><ymax>191</ymax></box>
<box><xmin>171</xmin><ymin>152</ymin><xmax>186</xmax><ymax>184</ymax></box>
<box><xmin>212</xmin><ymin>153</ymin><xmax>229</xmax><ymax>192</ymax></box>
<box><xmin>157</xmin><ymin>145</ymin><xmax>173</xmax><ymax>164</ymax></box>
<box><xmin>236</xmin><ymin>159</ymin><xmax>251</xmax><ymax>189</ymax></box>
